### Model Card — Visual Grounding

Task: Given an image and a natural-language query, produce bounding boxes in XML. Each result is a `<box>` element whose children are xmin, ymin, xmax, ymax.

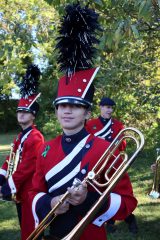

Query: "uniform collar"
<box><xmin>21</xmin><ymin>125</ymin><xmax>33</xmax><ymax>138</ymax></box>
<box><xmin>99</xmin><ymin>116</ymin><xmax>111</xmax><ymax>124</ymax></box>
<box><xmin>62</xmin><ymin>128</ymin><xmax>88</xmax><ymax>144</ymax></box>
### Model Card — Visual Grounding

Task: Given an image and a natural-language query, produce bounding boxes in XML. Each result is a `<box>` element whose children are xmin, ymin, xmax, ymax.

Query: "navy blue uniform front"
<box><xmin>30</xmin><ymin>128</ymin><xmax>137</xmax><ymax>240</ymax></box>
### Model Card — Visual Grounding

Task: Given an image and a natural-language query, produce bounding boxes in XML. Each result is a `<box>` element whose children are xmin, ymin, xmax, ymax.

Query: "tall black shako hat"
<box><xmin>17</xmin><ymin>64</ymin><xmax>41</xmax><ymax>116</ymax></box>
<box><xmin>54</xmin><ymin>3</ymin><xmax>101</xmax><ymax>108</ymax></box>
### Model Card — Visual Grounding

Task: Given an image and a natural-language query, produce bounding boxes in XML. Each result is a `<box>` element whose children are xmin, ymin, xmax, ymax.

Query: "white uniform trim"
<box><xmin>18</xmin><ymin>129</ymin><xmax>32</xmax><ymax>153</ymax></box>
<box><xmin>82</xmin><ymin>67</ymin><xmax>100</xmax><ymax>98</ymax></box>
<box><xmin>94</xmin><ymin>119</ymin><xmax>112</xmax><ymax>136</ymax></box>
<box><xmin>32</xmin><ymin>192</ymin><xmax>46</xmax><ymax>228</ymax></box>
<box><xmin>6</xmin><ymin>129</ymin><xmax>33</xmax><ymax>194</ymax></box>
<box><xmin>45</xmin><ymin>134</ymin><xmax>90</xmax><ymax>181</ymax></box>
<box><xmin>0</xmin><ymin>169</ymin><xmax>7</xmax><ymax>177</ymax></box>
<box><xmin>92</xmin><ymin>193</ymin><xmax>121</xmax><ymax>227</ymax></box>
<box><xmin>8</xmin><ymin>176</ymin><xmax>17</xmax><ymax>194</ymax></box>
<box><xmin>49</xmin><ymin>163</ymin><xmax>81</xmax><ymax>193</ymax></box>
<box><xmin>100</xmin><ymin>129</ymin><xmax>112</xmax><ymax>139</ymax></box>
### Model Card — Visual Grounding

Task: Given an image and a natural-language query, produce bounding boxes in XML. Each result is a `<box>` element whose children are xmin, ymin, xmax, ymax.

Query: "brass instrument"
<box><xmin>27</xmin><ymin>127</ymin><xmax>144</xmax><ymax>240</ymax></box>
<box><xmin>149</xmin><ymin>148</ymin><xmax>160</xmax><ymax>199</ymax></box>
<box><xmin>6</xmin><ymin>143</ymin><xmax>20</xmax><ymax>179</ymax></box>
<box><xmin>5</xmin><ymin>143</ymin><xmax>20</xmax><ymax>201</ymax></box>
<box><xmin>6</xmin><ymin>143</ymin><xmax>15</xmax><ymax>178</ymax></box>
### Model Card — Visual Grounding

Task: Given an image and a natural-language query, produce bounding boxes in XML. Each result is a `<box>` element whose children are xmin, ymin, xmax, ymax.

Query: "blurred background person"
<box><xmin>86</xmin><ymin>97</ymin><xmax>138</xmax><ymax>234</ymax></box>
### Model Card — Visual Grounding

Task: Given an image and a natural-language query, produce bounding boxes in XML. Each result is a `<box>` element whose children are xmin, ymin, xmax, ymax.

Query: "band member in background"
<box><xmin>86</xmin><ymin>97</ymin><xmax>138</xmax><ymax>234</ymax></box>
<box><xmin>150</xmin><ymin>148</ymin><xmax>160</xmax><ymax>198</ymax></box>
<box><xmin>0</xmin><ymin>65</ymin><xmax>44</xmax><ymax>240</ymax></box>
<box><xmin>86</xmin><ymin>97</ymin><xmax>126</xmax><ymax>151</ymax></box>
<box><xmin>151</xmin><ymin>148</ymin><xmax>160</xmax><ymax>172</ymax></box>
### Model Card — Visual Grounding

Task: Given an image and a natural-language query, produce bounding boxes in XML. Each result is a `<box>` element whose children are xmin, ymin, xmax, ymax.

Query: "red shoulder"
<box><xmin>38</xmin><ymin>135</ymin><xmax>62</xmax><ymax>159</ymax></box>
<box><xmin>85</xmin><ymin>118</ymin><xmax>101</xmax><ymax>133</ymax></box>
<box><xmin>112</xmin><ymin>118</ymin><xmax>125</xmax><ymax>128</ymax></box>
<box><xmin>41</xmin><ymin>135</ymin><xmax>62</xmax><ymax>151</ymax></box>
<box><xmin>86</xmin><ymin>118</ymin><xmax>100</xmax><ymax>126</ymax></box>
<box><xmin>89</xmin><ymin>134</ymin><xmax>110</xmax><ymax>152</ymax></box>
<box><xmin>29</xmin><ymin>128</ymin><xmax>45</xmax><ymax>143</ymax></box>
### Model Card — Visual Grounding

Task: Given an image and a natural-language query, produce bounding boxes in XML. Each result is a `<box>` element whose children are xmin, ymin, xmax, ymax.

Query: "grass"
<box><xmin>0</xmin><ymin>132</ymin><xmax>20</xmax><ymax>240</ymax></box>
<box><xmin>0</xmin><ymin>133</ymin><xmax>17</xmax><ymax>152</ymax></box>
<box><xmin>108</xmin><ymin>149</ymin><xmax>160</xmax><ymax>240</ymax></box>
<box><xmin>0</xmin><ymin>133</ymin><xmax>160</xmax><ymax>240</ymax></box>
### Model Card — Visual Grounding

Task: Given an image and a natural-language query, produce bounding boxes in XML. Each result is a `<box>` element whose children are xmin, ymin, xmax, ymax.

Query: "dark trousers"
<box><xmin>108</xmin><ymin>213</ymin><xmax>136</xmax><ymax>224</ymax></box>
<box><xmin>16</xmin><ymin>202</ymin><xmax>22</xmax><ymax>226</ymax></box>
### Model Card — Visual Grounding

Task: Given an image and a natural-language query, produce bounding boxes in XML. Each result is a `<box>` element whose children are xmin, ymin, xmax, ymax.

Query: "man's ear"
<box><xmin>85</xmin><ymin>110</ymin><xmax>91</xmax><ymax>120</ymax></box>
<box><xmin>31</xmin><ymin>114</ymin><xmax>35</xmax><ymax>121</ymax></box>
<box><xmin>55</xmin><ymin>108</ymin><xmax>58</xmax><ymax>116</ymax></box>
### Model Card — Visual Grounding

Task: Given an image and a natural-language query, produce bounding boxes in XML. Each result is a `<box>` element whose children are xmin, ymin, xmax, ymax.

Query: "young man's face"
<box><xmin>56</xmin><ymin>103</ymin><xmax>90</xmax><ymax>134</ymax></box>
<box><xmin>100</xmin><ymin>105</ymin><xmax>114</xmax><ymax>119</ymax></box>
<box><xmin>17</xmin><ymin>111</ymin><xmax>35</xmax><ymax>127</ymax></box>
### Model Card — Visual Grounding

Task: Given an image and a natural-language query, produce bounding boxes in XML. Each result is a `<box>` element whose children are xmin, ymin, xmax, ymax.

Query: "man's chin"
<box><xmin>62</xmin><ymin>125</ymin><xmax>74</xmax><ymax>130</ymax></box>
<box><xmin>18</xmin><ymin>121</ymin><xmax>29</xmax><ymax>126</ymax></box>
<box><xmin>18</xmin><ymin>121</ymin><xmax>25</xmax><ymax>124</ymax></box>
<box><xmin>104</xmin><ymin>115</ymin><xmax>110</xmax><ymax>119</ymax></box>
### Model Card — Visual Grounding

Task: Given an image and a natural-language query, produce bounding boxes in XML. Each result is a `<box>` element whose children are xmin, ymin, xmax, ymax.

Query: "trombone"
<box><xmin>27</xmin><ymin>127</ymin><xmax>144</xmax><ymax>240</ymax></box>
<box><xmin>149</xmin><ymin>148</ymin><xmax>160</xmax><ymax>199</ymax></box>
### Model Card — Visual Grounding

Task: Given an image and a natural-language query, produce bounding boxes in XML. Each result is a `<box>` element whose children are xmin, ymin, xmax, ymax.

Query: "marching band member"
<box><xmin>0</xmin><ymin>65</ymin><xmax>44</xmax><ymax>240</ymax></box>
<box><xmin>29</xmin><ymin>4</ymin><xmax>137</xmax><ymax>239</ymax></box>
<box><xmin>86</xmin><ymin>97</ymin><xmax>126</xmax><ymax>151</ymax></box>
<box><xmin>149</xmin><ymin>148</ymin><xmax>160</xmax><ymax>199</ymax></box>
<box><xmin>86</xmin><ymin>97</ymin><xmax>138</xmax><ymax>234</ymax></box>
<box><xmin>30</xmin><ymin>69</ymin><xmax>137</xmax><ymax>240</ymax></box>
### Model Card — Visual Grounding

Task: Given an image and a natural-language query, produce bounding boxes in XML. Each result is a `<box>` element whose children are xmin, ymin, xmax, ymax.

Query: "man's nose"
<box><xmin>64</xmin><ymin>106</ymin><xmax>72</xmax><ymax>113</ymax></box>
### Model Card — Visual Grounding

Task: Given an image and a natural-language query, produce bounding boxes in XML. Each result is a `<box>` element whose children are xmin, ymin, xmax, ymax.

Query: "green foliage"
<box><xmin>0</xmin><ymin>0</ymin><xmax>59</xmax><ymax>98</ymax></box>
<box><xmin>0</xmin><ymin>99</ymin><xmax>18</xmax><ymax>133</ymax></box>
<box><xmin>0</xmin><ymin>0</ymin><xmax>159</xmax><ymax>146</ymax></box>
<box><xmin>0</xmin><ymin>3</ymin><xmax>159</xmax><ymax>237</ymax></box>
<box><xmin>40</xmin><ymin>114</ymin><xmax>62</xmax><ymax>139</ymax></box>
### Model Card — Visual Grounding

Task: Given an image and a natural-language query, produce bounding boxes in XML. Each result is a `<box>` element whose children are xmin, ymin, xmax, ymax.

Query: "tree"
<box><xmin>0</xmin><ymin>0</ymin><xmax>58</xmax><ymax>96</ymax></box>
<box><xmin>0</xmin><ymin>0</ymin><xmax>159</xmax><ymax>146</ymax></box>
<box><xmin>0</xmin><ymin>0</ymin><xmax>59</xmax><ymax>132</ymax></box>
<box><xmin>43</xmin><ymin>0</ymin><xmax>160</xmax><ymax>145</ymax></box>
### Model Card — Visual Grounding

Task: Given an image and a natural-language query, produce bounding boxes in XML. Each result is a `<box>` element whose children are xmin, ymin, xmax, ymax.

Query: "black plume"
<box><xmin>56</xmin><ymin>3</ymin><xmax>101</xmax><ymax>78</ymax></box>
<box><xmin>19</xmin><ymin>64</ymin><xmax>41</xmax><ymax>98</ymax></box>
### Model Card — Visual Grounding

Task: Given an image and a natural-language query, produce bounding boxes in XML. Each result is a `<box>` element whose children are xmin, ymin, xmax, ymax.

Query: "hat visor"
<box><xmin>54</xmin><ymin>97</ymin><xmax>92</xmax><ymax>108</ymax></box>
<box><xmin>16</xmin><ymin>107</ymin><xmax>35</xmax><ymax>115</ymax></box>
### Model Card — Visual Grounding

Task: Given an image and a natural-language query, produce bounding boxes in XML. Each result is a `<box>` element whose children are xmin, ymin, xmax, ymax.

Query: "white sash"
<box><xmin>94</xmin><ymin>119</ymin><xmax>112</xmax><ymax>137</ymax></box>
<box><xmin>18</xmin><ymin>129</ymin><xmax>32</xmax><ymax>154</ymax></box>
<box><xmin>45</xmin><ymin>134</ymin><xmax>90</xmax><ymax>187</ymax></box>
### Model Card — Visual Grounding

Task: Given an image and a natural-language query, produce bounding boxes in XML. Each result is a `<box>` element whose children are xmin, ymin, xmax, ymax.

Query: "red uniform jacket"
<box><xmin>86</xmin><ymin>117</ymin><xmax>126</xmax><ymax>151</ymax></box>
<box><xmin>0</xmin><ymin>125</ymin><xmax>44</xmax><ymax>240</ymax></box>
<box><xmin>30</xmin><ymin>130</ymin><xmax>137</xmax><ymax>240</ymax></box>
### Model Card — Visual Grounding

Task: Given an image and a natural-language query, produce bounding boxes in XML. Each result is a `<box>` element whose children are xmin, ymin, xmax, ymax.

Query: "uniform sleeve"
<box><xmin>1</xmin><ymin>132</ymin><xmax>44</xmax><ymax>197</ymax></box>
<box><xmin>29</xmin><ymin>147</ymin><xmax>53</xmax><ymax>228</ymax></box>
<box><xmin>113</xmin><ymin>120</ymin><xmax>126</xmax><ymax>151</ymax></box>
<box><xmin>92</xmin><ymin>142</ymin><xmax>137</xmax><ymax>226</ymax></box>
<box><xmin>92</xmin><ymin>172</ymin><xmax>137</xmax><ymax>226</ymax></box>
<box><xmin>119</xmin><ymin>122</ymin><xmax>127</xmax><ymax>151</ymax></box>
<box><xmin>0</xmin><ymin>160</ymin><xmax>8</xmax><ymax>185</ymax></box>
